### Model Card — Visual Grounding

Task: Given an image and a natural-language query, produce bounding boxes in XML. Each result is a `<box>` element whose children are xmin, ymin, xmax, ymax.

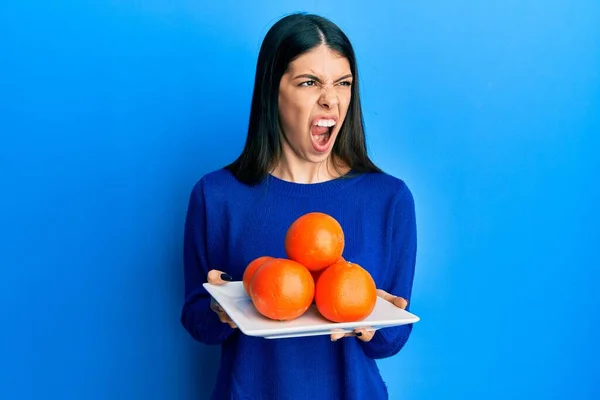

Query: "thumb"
<box><xmin>207</xmin><ymin>269</ymin><xmax>233</xmax><ymax>285</ymax></box>
<box><xmin>393</xmin><ymin>296</ymin><xmax>408</xmax><ymax>309</ymax></box>
<box><xmin>377</xmin><ymin>289</ymin><xmax>408</xmax><ymax>309</ymax></box>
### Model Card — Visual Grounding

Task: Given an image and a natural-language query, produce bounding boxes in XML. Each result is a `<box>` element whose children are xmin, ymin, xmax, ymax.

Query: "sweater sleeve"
<box><xmin>180</xmin><ymin>179</ymin><xmax>235</xmax><ymax>345</ymax></box>
<box><xmin>360</xmin><ymin>182</ymin><xmax>417</xmax><ymax>359</ymax></box>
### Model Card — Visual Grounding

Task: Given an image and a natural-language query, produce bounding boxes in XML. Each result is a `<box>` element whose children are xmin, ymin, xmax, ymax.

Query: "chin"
<box><xmin>305</xmin><ymin>150</ymin><xmax>334</xmax><ymax>164</ymax></box>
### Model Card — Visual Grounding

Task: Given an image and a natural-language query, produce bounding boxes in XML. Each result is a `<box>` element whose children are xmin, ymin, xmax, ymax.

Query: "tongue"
<box><xmin>312</xmin><ymin>125</ymin><xmax>329</xmax><ymax>135</ymax></box>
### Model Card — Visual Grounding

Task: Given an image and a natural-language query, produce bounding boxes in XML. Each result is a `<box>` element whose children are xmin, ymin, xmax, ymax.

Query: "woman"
<box><xmin>181</xmin><ymin>12</ymin><xmax>417</xmax><ymax>400</ymax></box>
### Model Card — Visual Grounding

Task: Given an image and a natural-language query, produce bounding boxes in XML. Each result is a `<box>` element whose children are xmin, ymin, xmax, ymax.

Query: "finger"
<box><xmin>393</xmin><ymin>296</ymin><xmax>408</xmax><ymax>309</ymax></box>
<box><xmin>217</xmin><ymin>312</ymin><xmax>228</xmax><ymax>324</ymax></box>
<box><xmin>218</xmin><ymin>312</ymin><xmax>236</xmax><ymax>327</ymax></box>
<box><xmin>221</xmin><ymin>314</ymin><xmax>237</xmax><ymax>329</ymax></box>
<box><xmin>353</xmin><ymin>328</ymin><xmax>376</xmax><ymax>342</ymax></box>
<box><xmin>376</xmin><ymin>289</ymin><xmax>408</xmax><ymax>309</ymax></box>
<box><xmin>330</xmin><ymin>332</ymin><xmax>354</xmax><ymax>341</ymax></box>
<box><xmin>217</xmin><ymin>311</ymin><xmax>236</xmax><ymax>327</ymax></box>
<box><xmin>212</xmin><ymin>304</ymin><xmax>237</xmax><ymax>328</ymax></box>
<box><xmin>210</xmin><ymin>301</ymin><xmax>223</xmax><ymax>314</ymax></box>
<box><xmin>376</xmin><ymin>289</ymin><xmax>395</xmax><ymax>302</ymax></box>
<box><xmin>207</xmin><ymin>269</ymin><xmax>233</xmax><ymax>285</ymax></box>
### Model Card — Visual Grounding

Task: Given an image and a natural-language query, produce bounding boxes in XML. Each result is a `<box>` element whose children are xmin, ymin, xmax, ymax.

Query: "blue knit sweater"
<box><xmin>181</xmin><ymin>168</ymin><xmax>417</xmax><ymax>400</ymax></box>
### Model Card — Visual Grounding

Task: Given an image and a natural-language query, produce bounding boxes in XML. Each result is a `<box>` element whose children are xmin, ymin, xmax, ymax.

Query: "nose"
<box><xmin>318</xmin><ymin>86</ymin><xmax>339</xmax><ymax>109</ymax></box>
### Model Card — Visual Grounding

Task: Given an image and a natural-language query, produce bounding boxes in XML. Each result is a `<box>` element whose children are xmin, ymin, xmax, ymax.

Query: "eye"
<box><xmin>299</xmin><ymin>80</ymin><xmax>317</xmax><ymax>87</ymax></box>
<box><xmin>339</xmin><ymin>81</ymin><xmax>352</xmax><ymax>87</ymax></box>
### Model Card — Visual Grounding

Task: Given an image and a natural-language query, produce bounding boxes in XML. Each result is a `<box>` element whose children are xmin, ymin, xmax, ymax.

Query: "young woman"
<box><xmin>181</xmin><ymin>12</ymin><xmax>417</xmax><ymax>400</ymax></box>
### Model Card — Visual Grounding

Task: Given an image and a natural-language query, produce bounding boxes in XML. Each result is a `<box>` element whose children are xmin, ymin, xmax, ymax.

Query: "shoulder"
<box><xmin>361</xmin><ymin>172</ymin><xmax>417</xmax><ymax>238</ymax></box>
<box><xmin>354</xmin><ymin>171</ymin><xmax>415</xmax><ymax>207</ymax></box>
<box><xmin>190</xmin><ymin>167</ymin><xmax>240</xmax><ymax>192</ymax></box>
<box><xmin>196</xmin><ymin>167</ymin><xmax>237</xmax><ymax>186</ymax></box>
<box><xmin>188</xmin><ymin>167</ymin><xmax>253</xmax><ymax>203</ymax></box>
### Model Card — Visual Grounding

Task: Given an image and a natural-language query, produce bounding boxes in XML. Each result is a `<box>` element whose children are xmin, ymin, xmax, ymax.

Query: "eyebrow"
<box><xmin>293</xmin><ymin>73</ymin><xmax>353</xmax><ymax>83</ymax></box>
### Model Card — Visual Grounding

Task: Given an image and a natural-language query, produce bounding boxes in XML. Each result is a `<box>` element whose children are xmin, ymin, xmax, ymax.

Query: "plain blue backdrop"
<box><xmin>1</xmin><ymin>1</ymin><xmax>598</xmax><ymax>399</ymax></box>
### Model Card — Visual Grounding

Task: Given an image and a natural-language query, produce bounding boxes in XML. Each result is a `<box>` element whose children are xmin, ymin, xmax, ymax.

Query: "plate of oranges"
<box><xmin>203</xmin><ymin>212</ymin><xmax>420</xmax><ymax>339</ymax></box>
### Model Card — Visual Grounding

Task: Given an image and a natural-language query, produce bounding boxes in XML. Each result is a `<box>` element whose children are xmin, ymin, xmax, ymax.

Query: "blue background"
<box><xmin>1</xmin><ymin>1</ymin><xmax>598</xmax><ymax>399</ymax></box>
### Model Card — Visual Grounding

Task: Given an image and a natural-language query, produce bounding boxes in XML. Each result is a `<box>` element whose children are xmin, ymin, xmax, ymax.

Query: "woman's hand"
<box><xmin>207</xmin><ymin>269</ymin><xmax>237</xmax><ymax>329</ymax></box>
<box><xmin>330</xmin><ymin>289</ymin><xmax>408</xmax><ymax>342</ymax></box>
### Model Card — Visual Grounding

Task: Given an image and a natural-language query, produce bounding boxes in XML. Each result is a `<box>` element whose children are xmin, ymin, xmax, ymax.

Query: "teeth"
<box><xmin>316</xmin><ymin>119</ymin><xmax>336</xmax><ymax>127</ymax></box>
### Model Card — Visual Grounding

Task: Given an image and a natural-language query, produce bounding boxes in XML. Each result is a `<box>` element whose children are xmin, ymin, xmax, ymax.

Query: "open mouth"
<box><xmin>311</xmin><ymin>118</ymin><xmax>336</xmax><ymax>152</ymax></box>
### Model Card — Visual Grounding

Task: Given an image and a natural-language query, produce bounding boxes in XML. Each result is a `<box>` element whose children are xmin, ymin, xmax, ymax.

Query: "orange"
<box><xmin>285</xmin><ymin>212</ymin><xmax>345</xmax><ymax>272</ymax></box>
<box><xmin>310</xmin><ymin>256</ymin><xmax>345</xmax><ymax>285</ymax></box>
<box><xmin>315</xmin><ymin>260</ymin><xmax>377</xmax><ymax>323</ymax></box>
<box><xmin>242</xmin><ymin>256</ymin><xmax>274</xmax><ymax>295</ymax></box>
<box><xmin>249</xmin><ymin>258</ymin><xmax>315</xmax><ymax>321</ymax></box>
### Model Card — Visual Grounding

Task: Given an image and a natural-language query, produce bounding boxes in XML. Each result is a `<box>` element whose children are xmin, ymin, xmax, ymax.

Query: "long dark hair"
<box><xmin>225</xmin><ymin>12</ymin><xmax>382</xmax><ymax>185</ymax></box>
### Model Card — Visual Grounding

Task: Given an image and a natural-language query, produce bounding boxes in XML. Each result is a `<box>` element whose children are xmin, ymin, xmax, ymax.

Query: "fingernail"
<box><xmin>221</xmin><ymin>273</ymin><xmax>233</xmax><ymax>281</ymax></box>
<box><xmin>355</xmin><ymin>332</ymin><xmax>362</xmax><ymax>337</ymax></box>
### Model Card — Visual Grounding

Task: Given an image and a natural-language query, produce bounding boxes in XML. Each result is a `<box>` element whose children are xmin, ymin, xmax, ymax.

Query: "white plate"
<box><xmin>203</xmin><ymin>281</ymin><xmax>420</xmax><ymax>339</ymax></box>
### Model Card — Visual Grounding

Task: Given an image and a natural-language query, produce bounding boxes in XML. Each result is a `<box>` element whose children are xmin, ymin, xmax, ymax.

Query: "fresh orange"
<box><xmin>315</xmin><ymin>260</ymin><xmax>377</xmax><ymax>323</ymax></box>
<box><xmin>310</xmin><ymin>256</ymin><xmax>345</xmax><ymax>285</ymax></box>
<box><xmin>249</xmin><ymin>258</ymin><xmax>315</xmax><ymax>321</ymax></box>
<box><xmin>242</xmin><ymin>256</ymin><xmax>274</xmax><ymax>295</ymax></box>
<box><xmin>285</xmin><ymin>212</ymin><xmax>345</xmax><ymax>272</ymax></box>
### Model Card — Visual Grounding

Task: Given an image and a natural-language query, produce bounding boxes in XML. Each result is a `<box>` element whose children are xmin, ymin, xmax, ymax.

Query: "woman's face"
<box><xmin>278</xmin><ymin>44</ymin><xmax>353</xmax><ymax>164</ymax></box>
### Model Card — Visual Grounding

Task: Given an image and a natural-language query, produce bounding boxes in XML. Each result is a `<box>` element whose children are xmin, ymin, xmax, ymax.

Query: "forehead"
<box><xmin>286</xmin><ymin>45</ymin><xmax>351</xmax><ymax>76</ymax></box>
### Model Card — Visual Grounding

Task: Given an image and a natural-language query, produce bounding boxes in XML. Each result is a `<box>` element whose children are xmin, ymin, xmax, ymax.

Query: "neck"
<box><xmin>270</xmin><ymin>151</ymin><xmax>349</xmax><ymax>184</ymax></box>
